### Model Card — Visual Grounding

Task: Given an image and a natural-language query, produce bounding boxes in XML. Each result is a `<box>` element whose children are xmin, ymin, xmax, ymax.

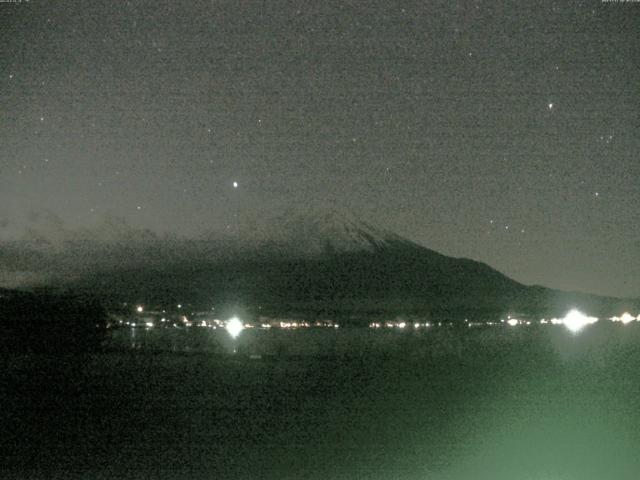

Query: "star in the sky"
<box><xmin>0</xmin><ymin>0</ymin><xmax>635</xmax><ymax>300</ymax></box>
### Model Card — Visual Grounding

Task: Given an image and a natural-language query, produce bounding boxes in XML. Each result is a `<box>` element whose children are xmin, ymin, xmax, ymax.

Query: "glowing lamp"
<box><xmin>226</xmin><ymin>316</ymin><xmax>244</xmax><ymax>339</ymax></box>
<box><xmin>620</xmin><ymin>312</ymin><xmax>635</xmax><ymax>325</ymax></box>
<box><xmin>562</xmin><ymin>309</ymin><xmax>597</xmax><ymax>333</ymax></box>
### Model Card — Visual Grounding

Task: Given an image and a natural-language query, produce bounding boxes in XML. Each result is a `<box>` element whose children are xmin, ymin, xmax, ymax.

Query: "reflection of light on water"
<box><xmin>562</xmin><ymin>309</ymin><xmax>598</xmax><ymax>333</ymax></box>
<box><xmin>226</xmin><ymin>316</ymin><xmax>244</xmax><ymax>338</ymax></box>
<box><xmin>129</xmin><ymin>325</ymin><xmax>138</xmax><ymax>348</ymax></box>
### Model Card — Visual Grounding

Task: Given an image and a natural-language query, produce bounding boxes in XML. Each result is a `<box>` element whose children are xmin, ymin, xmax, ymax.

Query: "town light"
<box><xmin>226</xmin><ymin>316</ymin><xmax>244</xmax><ymax>339</ymax></box>
<box><xmin>619</xmin><ymin>312</ymin><xmax>635</xmax><ymax>325</ymax></box>
<box><xmin>562</xmin><ymin>309</ymin><xmax>597</xmax><ymax>333</ymax></box>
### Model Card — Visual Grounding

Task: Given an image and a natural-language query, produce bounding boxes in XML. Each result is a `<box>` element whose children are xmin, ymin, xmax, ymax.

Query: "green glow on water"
<box><xmin>4</xmin><ymin>324</ymin><xmax>640</xmax><ymax>479</ymax></box>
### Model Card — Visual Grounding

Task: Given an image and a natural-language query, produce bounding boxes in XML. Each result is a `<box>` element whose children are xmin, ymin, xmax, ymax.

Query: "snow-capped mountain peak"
<box><xmin>245</xmin><ymin>206</ymin><xmax>408</xmax><ymax>257</ymax></box>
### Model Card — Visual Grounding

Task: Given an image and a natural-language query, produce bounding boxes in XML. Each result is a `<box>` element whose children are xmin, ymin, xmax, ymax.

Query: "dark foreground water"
<box><xmin>3</xmin><ymin>324</ymin><xmax>640</xmax><ymax>479</ymax></box>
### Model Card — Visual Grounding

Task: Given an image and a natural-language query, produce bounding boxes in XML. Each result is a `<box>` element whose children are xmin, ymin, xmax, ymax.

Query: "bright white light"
<box><xmin>145</xmin><ymin>321</ymin><xmax>154</xmax><ymax>328</ymax></box>
<box><xmin>507</xmin><ymin>319</ymin><xmax>518</xmax><ymax>327</ymax></box>
<box><xmin>233</xmin><ymin>181</ymin><xmax>238</xmax><ymax>188</ymax></box>
<box><xmin>398</xmin><ymin>322</ymin><xmax>406</xmax><ymax>329</ymax></box>
<box><xmin>226</xmin><ymin>316</ymin><xmax>244</xmax><ymax>338</ymax></box>
<box><xmin>136</xmin><ymin>305</ymin><xmax>143</xmax><ymax>313</ymax></box>
<box><xmin>620</xmin><ymin>312</ymin><xmax>635</xmax><ymax>325</ymax></box>
<box><xmin>562</xmin><ymin>309</ymin><xmax>597</xmax><ymax>333</ymax></box>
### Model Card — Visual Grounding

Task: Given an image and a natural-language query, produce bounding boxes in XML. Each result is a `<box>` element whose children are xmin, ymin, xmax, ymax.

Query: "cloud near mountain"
<box><xmin>0</xmin><ymin>209</ymin><xmax>167</xmax><ymax>287</ymax></box>
<box><xmin>0</xmin><ymin>207</ymin><xmax>636</xmax><ymax>320</ymax></box>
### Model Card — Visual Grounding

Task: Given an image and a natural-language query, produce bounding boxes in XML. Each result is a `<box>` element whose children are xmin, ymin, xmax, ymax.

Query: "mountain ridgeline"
<box><xmin>68</xmin><ymin>210</ymin><xmax>636</xmax><ymax>321</ymax></box>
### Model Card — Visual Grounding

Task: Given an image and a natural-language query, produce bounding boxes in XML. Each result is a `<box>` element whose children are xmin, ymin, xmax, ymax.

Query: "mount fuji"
<box><xmin>1</xmin><ymin>207</ymin><xmax>636</xmax><ymax>320</ymax></box>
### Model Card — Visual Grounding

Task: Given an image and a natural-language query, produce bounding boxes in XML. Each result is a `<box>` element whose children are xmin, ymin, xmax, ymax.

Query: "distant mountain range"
<box><xmin>0</xmin><ymin>208</ymin><xmax>637</xmax><ymax>321</ymax></box>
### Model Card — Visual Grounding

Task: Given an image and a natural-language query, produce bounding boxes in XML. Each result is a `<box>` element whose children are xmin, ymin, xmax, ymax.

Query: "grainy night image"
<box><xmin>1</xmin><ymin>1</ymin><xmax>639</xmax><ymax>479</ymax></box>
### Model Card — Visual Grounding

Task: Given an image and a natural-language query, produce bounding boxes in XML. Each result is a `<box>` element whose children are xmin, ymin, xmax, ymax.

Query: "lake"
<box><xmin>2</xmin><ymin>322</ymin><xmax>640</xmax><ymax>479</ymax></box>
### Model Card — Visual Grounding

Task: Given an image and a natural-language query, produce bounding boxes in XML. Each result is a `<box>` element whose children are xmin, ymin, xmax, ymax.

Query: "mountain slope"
<box><xmin>1</xmin><ymin>209</ymin><xmax>636</xmax><ymax>320</ymax></box>
<box><xmin>74</xmin><ymin>210</ymin><xmax>636</xmax><ymax>319</ymax></box>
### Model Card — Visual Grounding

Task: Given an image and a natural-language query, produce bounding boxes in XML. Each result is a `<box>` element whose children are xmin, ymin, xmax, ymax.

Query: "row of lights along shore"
<box><xmin>129</xmin><ymin>305</ymin><xmax>639</xmax><ymax>337</ymax></box>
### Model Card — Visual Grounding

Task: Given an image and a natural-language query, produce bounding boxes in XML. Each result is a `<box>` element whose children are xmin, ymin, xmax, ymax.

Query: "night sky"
<box><xmin>1</xmin><ymin>1</ymin><xmax>638</xmax><ymax>297</ymax></box>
